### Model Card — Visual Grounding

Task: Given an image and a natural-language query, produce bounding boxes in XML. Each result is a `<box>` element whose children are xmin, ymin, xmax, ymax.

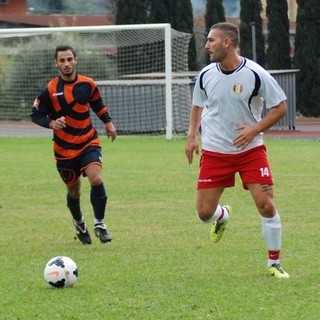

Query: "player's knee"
<box><xmin>258</xmin><ymin>199</ymin><xmax>276</xmax><ymax>217</ymax></box>
<box><xmin>196</xmin><ymin>207</ymin><xmax>214</xmax><ymax>222</ymax></box>
<box><xmin>90</xmin><ymin>175</ymin><xmax>103</xmax><ymax>186</ymax></box>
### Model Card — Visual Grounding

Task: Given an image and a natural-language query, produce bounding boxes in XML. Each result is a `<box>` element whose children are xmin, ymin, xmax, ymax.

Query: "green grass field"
<box><xmin>0</xmin><ymin>136</ymin><xmax>319</xmax><ymax>320</ymax></box>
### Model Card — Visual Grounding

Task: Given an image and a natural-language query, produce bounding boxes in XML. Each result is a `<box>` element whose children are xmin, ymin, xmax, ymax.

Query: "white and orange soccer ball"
<box><xmin>44</xmin><ymin>256</ymin><xmax>78</xmax><ymax>288</ymax></box>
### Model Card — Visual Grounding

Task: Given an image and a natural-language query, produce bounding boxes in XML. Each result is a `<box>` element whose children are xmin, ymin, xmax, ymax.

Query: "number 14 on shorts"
<box><xmin>260</xmin><ymin>167</ymin><xmax>270</xmax><ymax>177</ymax></box>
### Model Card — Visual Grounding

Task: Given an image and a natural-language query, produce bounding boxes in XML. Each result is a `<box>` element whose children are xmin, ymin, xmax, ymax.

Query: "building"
<box><xmin>0</xmin><ymin>1</ymin><xmax>297</xmax><ymax>31</ymax></box>
<box><xmin>0</xmin><ymin>0</ymin><xmax>115</xmax><ymax>28</ymax></box>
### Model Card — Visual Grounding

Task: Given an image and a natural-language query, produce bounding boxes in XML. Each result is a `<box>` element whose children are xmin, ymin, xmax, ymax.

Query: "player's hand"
<box><xmin>185</xmin><ymin>136</ymin><xmax>199</xmax><ymax>164</ymax></box>
<box><xmin>51</xmin><ymin>116</ymin><xmax>66</xmax><ymax>130</ymax></box>
<box><xmin>233</xmin><ymin>125</ymin><xmax>258</xmax><ymax>149</ymax></box>
<box><xmin>105</xmin><ymin>122</ymin><xmax>116</xmax><ymax>142</ymax></box>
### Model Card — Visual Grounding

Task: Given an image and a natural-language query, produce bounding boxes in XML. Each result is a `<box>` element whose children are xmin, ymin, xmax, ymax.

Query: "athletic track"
<box><xmin>0</xmin><ymin>119</ymin><xmax>319</xmax><ymax>139</ymax></box>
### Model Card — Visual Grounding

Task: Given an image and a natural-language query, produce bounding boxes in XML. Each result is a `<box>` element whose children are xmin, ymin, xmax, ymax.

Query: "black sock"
<box><xmin>67</xmin><ymin>193</ymin><xmax>82</xmax><ymax>222</ymax></box>
<box><xmin>90</xmin><ymin>183</ymin><xmax>107</xmax><ymax>220</ymax></box>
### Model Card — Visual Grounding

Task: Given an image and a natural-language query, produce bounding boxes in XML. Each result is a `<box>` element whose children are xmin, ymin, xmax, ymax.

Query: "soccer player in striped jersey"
<box><xmin>31</xmin><ymin>45</ymin><xmax>116</xmax><ymax>245</ymax></box>
<box><xmin>185</xmin><ymin>22</ymin><xmax>289</xmax><ymax>278</ymax></box>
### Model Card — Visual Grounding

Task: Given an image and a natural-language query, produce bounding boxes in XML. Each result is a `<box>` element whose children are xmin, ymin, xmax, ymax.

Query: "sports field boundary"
<box><xmin>264</xmin><ymin>118</ymin><xmax>320</xmax><ymax>139</ymax></box>
<box><xmin>0</xmin><ymin>118</ymin><xmax>319</xmax><ymax>139</ymax></box>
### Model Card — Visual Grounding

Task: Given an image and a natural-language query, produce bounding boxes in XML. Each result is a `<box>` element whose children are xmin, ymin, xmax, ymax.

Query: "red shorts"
<box><xmin>197</xmin><ymin>145</ymin><xmax>273</xmax><ymax>190</ymax></box>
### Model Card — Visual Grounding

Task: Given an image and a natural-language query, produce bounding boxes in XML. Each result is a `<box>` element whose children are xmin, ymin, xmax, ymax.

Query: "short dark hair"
<box><xmin>55</xmin><ymin>45</ymin><xmax>77</xmax><ymax>60</ymax></box>
<box><xmin>210</xmin><ymin>22</ymin><xmax>240</xmax><ymax>48</ymax></box>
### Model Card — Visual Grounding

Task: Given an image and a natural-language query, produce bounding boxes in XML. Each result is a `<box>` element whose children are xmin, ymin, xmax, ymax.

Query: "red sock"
<box><xmin>268</xmin><ymin>250</ymin><xmax>280</xmax><ymax>261</ymax></box>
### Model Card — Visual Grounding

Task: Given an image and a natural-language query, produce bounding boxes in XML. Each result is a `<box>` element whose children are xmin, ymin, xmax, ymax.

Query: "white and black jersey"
<box><xmin>192</xmin><ymin>58</ymin><xmax>287</xmax><ymax>153</ymax></box>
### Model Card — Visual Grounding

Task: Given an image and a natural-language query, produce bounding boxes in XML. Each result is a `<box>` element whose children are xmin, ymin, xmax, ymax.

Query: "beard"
<box><xmin>62</xmin><ymin>68</ymin><xmax>73</xmax><ymax>75</ymax></box>
<box><xmin>60</xmin><ymin>67</ymin><xmax>75</xmax><ymax>78</ymax></box>
<box><xmin>208</xmin><ymin>49</ymin><xmax>226</xmax><ymax>63</ymax></box>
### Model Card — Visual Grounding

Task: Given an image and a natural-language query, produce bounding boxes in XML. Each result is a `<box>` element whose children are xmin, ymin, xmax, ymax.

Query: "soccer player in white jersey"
<box><xmin>185</xmin><ymin>22</ymin><xmax>289</xmax><ymax>279</ymax></box>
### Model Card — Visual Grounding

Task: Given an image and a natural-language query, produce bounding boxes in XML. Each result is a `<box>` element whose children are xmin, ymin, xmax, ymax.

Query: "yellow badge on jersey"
<box><xmin>233</xmin><ymin>84</ymin><xmax>243</xmax><ymax>94</ymax></box>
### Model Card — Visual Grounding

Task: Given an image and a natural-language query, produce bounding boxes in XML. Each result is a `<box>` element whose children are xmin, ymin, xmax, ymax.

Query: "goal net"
<box><xmin>0</xmin><ymin>24</ymin><xmax>193</xmax><ymax>139</ymax></box>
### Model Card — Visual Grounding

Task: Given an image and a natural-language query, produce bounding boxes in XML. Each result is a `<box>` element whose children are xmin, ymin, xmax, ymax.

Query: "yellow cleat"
<box><xmin>210</xmin><ymin>206</ymin><xmax>232</xmax><ymax>243</ymax></box>
<box><xmin>268</xmin><ymin>263</ymin><xmax>290</xmax><ymax>279</ymax></box>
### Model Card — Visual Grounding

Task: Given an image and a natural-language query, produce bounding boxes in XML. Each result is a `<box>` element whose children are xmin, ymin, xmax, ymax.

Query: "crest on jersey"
<box><xmin>233</xmin><ymin>83</ymin><xmax>243</xmax><ymax>94</ymax></box>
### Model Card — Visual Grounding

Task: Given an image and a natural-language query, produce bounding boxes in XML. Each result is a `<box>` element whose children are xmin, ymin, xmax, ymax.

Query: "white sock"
<box><xmin>74</xmin><ymin>217</ymin><xmax>84</xmax><ymax>225</ymax></box>
<box><xmin>261</xmin><ymin>213</ymin><xmax>282</xmax><ymax>266</ymax></box>
<box><xmin>94</xmin><ymin>219</ymin><xmax>104</xmax><ymax>226</ymax></box>
<box><xmin>268</xmin><ymin>259</ymin><xmax>280</xmax><ymax>267</ymax></box>
<box><xmin>201</xmin><ymin>205</ymin><xmax>228</xmax><ymax>223</ymax></box>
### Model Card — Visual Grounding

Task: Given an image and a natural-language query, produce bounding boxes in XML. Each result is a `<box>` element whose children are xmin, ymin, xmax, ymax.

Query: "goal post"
<box><xmin>164</xmin><ymin>24</ymin><xmax>173</xmax><ymax>140</ymax></box>
<box><xmin>0</xmin><ymin>24</ymin><xmax>192</xmax><ymax>139</ymax></box>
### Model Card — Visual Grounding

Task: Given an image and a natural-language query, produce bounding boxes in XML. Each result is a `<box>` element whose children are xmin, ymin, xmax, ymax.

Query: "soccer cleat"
<box><xmin>94</xmin><ymin>223</ymin><xmax>112</xmax><ymax>243</ymax></box>
<box><xmin>210</xmin><ymin>205</ymin><xmax>232</xmax><ymax>243</ymax></box>
<box><xmin>73</xmin><ymin>220</ymin><xmax>92</xmax><ymax>245</ymax></box>
<box><xmin>268</xmin><ymin>263</ymin><xmax>290</xmax><ymax>279</ymax></box>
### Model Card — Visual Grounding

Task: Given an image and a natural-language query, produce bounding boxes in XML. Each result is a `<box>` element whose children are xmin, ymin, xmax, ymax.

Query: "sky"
<box><xmin>191</xmin><ymin>0</ymin><xmax>240</xmax><ymax>17</ymax></box>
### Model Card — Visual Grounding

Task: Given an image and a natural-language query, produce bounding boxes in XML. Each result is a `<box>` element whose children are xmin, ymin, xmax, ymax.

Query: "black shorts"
<box><xmin>56</xmin><ymin>146</ymin><xmax>102</xmax><ymax>186</ymax></box>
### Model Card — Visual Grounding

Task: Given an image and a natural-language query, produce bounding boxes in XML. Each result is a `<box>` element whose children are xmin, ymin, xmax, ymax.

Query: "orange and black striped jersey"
<box><xmin>31</xmin><ymin>75</ymin><xmax>112</xmax><ymax>160</ymax></box>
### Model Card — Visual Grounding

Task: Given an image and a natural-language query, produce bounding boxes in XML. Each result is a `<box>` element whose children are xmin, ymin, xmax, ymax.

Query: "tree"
<box><xmin>239</xmin><ymin>0</ymin><xmax>265</xmax><ymax>67</ymax></box>
<box><xmin>173</xmin><ymin>0</ymin><xmax>197</xmax><ymax>70</ymax></box>
<box><xmin>147</xmin><ymin>0</ymin><xmax>172</xmax><ymax>23</ymax></box>
<box><xmin>116</xmin><ymin>0</ymin><xmax>148</xmax><ymax>24</ymax></box>
<box><xmin>148</xmin><ymin>0</ymin><xmax>197</xmax><ymax>70</ymax></box>
<box><xmin>115</xmin><ymin>0</ymin><xmax>149</xmax><ymax>75</ymax></box>
<box><xmin>294</xmin><ymin>0</ymin><xmax>320</xmax><ymax>116</ymax></box>
<box><xmin>205</xmin><ymin>0</ymin><xmax>225</xmax><ymax>33</ymax></box>
<box><xmin>265</xmin><ymin>0</ymin><xmax>291</xmax><ymax>69</ymax></box>
<box><xmin>204</xmin><ymin>0</ymin><xmax>226</xmax><ymax>64</ymax></box>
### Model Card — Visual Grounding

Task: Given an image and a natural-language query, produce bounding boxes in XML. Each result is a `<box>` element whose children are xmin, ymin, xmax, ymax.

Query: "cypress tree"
<box><xmin>239</xmin><ymin>0</ymin><xmax>265</xmax><ymax>67</ymax></box>
<box><xmin>204</xmin><ymin>0</ymin><xmax>226</xmax><ymax>65</ymax></box>
<box><xmin>266</xmin><ymin>0</ymin><xmax>291</xmax><ymax>69</ymax></box>
<box><xmin>174</xmin><ymin>0</ymin><xmax>198</xmax><ymax>70</ymax></box>
<box><xmin>294</xmin><ymin>0</ymin><xmax>320</xmax><ymax>116</ymax></box>
<box><xmin>147</xmin><ymin>0</ymin><xmax>172</xmax><ymax>23</ymax></box>
<box><xmin>115</xmin><ymin>0</ymin><xmax>148</xmax><ymax>75</ymax></box>
<box><xmin>148</xmin><ymin>0</ymin><xmax>197</xmax><ymax>71</ymax></box>
<box><xmin>116</xmin><ymin>0</ymin><xmax>147</xmax><ymax>24</ymax></box>
<box><xmin>205</xmin><ymin>0</ymin><xmax>225</xmax><ymax>33</ymax></box>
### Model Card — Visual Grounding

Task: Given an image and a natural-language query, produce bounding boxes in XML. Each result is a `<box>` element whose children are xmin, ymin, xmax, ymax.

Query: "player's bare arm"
<box><xmin>233</xmin><ymin>101</ymin><xmax>287</xmax><ymax>149</ymax></box>
<box><xmin>185</xmin><ymin>105</ymin><xmax>202</xmax><ymax>164</ymax></box>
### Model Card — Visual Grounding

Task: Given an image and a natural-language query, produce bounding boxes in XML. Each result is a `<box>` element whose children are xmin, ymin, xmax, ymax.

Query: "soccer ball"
<box><xmin>44</xmin><ymin>256</ymin><xmax>78</xmax><ymax>288</ymax></box>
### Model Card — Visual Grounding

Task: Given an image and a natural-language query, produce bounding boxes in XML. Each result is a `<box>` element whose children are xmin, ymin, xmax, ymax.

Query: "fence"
<box><xmin>92</xmin><ymin>69</ymin><xmax>299</xmax><ymax>135</ymax></box>
<box><xmin>263</xmin><ymin>69</ymin><xmax>299</xmax><ymax>130</ymax></box>
<box><xmin>93</xmin><ymin>78</ymin><xmax>191</xmax><ymax>135</ymax></box>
